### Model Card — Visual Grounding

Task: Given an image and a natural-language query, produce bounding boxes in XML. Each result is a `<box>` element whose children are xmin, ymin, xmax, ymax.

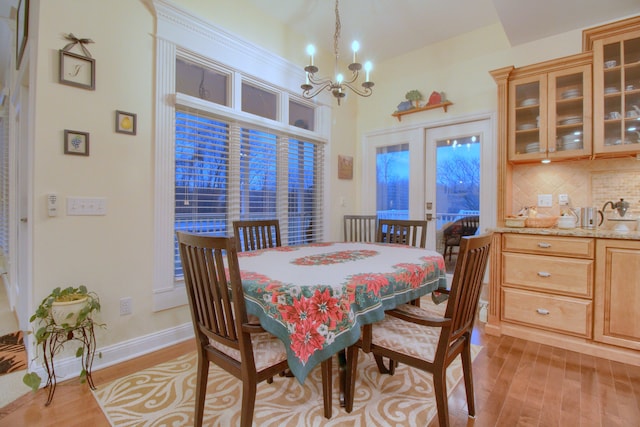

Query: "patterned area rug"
<box><xmin>0</xmin><ymin>330</ymin><xmax>27</xmax><ymax>376</ymax></box>
<box><xmin>93</xmin><ymin>342</ymin><xmax>481</xmax><ymax>426</ymax></box>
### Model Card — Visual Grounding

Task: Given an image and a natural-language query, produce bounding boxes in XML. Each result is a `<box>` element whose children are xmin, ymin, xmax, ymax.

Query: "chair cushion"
<box><xmin>371</xmin><ymin>305</ymin><xmax>443</xmax><ymax>363</ymax></box>
<box><xmin>209</xmin><ymin>332</ymin><xmax>288</xmax><ymax>371</ymax></box>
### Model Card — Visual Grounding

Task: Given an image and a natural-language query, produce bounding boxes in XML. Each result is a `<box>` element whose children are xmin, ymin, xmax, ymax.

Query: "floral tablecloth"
<box><xmin>238</xmin><ymin>242</ymin><xmax>447</xmax><ymax>382</ymax></box>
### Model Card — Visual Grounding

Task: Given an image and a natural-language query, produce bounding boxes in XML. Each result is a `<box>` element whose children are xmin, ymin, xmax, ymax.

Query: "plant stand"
<box><xmin>41</xmin><ymin>320</ymin><xmax>97</xmax><ymax>406</ymax></box>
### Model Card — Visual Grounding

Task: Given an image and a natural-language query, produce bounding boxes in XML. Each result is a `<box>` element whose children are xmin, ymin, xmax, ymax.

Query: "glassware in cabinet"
<box><xmin>510</xmin><ymin>79</ymin><xmax>543</xmax><ymax>159</ymax></box>
<box><xmin>507</xmin><ymin>53</ymin><xmax>592</xmax><ymax>163</ymax></box>
<box><xmin>548</xmin><ymin>66</ymin><xmax>592</xmax><ymax>159</ymax></box>
<box><xmin>592</xmin><ymin>25</ymin><xmax>640</xmax><ymax>154</ymax></box>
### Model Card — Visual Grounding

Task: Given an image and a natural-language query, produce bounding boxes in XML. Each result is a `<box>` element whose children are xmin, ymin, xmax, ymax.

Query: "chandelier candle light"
<box><xmin>301</xmin><ymin>0</ymin><xmax>374</xmax><ymax>105</ymax></box>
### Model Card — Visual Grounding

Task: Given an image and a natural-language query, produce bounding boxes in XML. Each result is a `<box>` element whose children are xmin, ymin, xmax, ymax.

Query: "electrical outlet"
<box><xmin>537</xmin><ymin>194</ymin><xmax>553</xmax><ymax>207</ymax></box>
<box><xmin>120</xmin><ymin>297</ymin><xmax>133</xmax><ymax>316</ymax></box>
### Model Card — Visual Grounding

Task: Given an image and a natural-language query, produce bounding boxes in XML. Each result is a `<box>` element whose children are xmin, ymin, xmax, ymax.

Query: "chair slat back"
<box><xmin>376</xmin><ymin>219</ymin><xmax>428</xmax><ymax>248</ymax></box>
<box><xmin>344</xmin><ymin>215</ymin><xmax>377</xmax><ymax>242</ymax></box>
<box><xmin>233</xmin><ymin>220</ymin><xmax>282</xmax><ymax>252</ymax></box>
<box><xmin>461</xmin><ymin>215</ymin><xmax>480</xmax><ymax>236</ymax></box>
<box><xmin>444</xmin><ymin>233</ymin><xmax>493</xmax><ymax>344</ymax></box>
<box><xmin>177</xmin><ymin>232</ymin><xmax>246</xmax><ymax>349</ymax></box>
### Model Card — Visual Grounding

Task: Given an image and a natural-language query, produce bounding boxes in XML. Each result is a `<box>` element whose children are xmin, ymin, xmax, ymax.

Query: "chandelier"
<box><xmin>301</xmin><ymin>0</ymin><xmax>374</xmax><ymax>105</ymax></box>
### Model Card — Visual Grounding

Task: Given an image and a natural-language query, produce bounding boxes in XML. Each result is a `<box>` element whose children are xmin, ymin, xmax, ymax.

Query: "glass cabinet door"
<box><xmin>547</xmin><ymin>65</ymin><xmax>592</xmax><ymax>160</ymax></box>
<box><xmin>509</xmin><ymin>76</ymin><xmax>546</xmax><ymax>161</ymax></box>
<box><xmin>594</xmin><ymin>30</ymin><xmax>640</xmax><ymax>154</ymax></box>
<box><xmin>508</xmin><ymin>56</ymin><xmax>591</xmax><ymax>163</ymax></box>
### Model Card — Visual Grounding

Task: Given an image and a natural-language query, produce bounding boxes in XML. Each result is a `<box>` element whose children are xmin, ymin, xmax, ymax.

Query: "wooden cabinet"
<box><xmin>594</xmin><ymin>239</ymin><xmax>640</xmax><ymax>350</ymax></box>
<box><xmin>508</xmin><ymin>55</ymin><xmax>592</xmax><ymax>163</ymax></box>
<box><xmin>585</xmin><ymin>17</ymin><xmax>640</xmax><ymax>157</ymax></box>
<box><xmin>500</xmin><ymin>234</ymin><xmax>594</xmax><ymax>338</ymax></box>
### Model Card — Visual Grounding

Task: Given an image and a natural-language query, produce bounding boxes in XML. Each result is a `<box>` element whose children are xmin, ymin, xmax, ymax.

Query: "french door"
<box><xmin>364</xmin><ymin>117</ymin><xmax>495</xmax><ymax>272</ymax></box>
<box><xmin>425</xmin><ymin>120</ymin><xmax>493</xmax><ymax>270</ymax></box>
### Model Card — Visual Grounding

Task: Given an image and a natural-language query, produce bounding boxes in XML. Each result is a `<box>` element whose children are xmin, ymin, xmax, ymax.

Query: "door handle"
<box><xmin>20</xmin><ymin>217</ymin><xmax>27</xmax><ymax>223</ymax></box>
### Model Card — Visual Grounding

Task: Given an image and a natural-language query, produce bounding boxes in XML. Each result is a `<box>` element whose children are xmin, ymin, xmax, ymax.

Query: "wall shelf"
<box><xmin>391</xmin><ymin>101</ymin><xmax>453</xmax><ymax>121</ymax></box>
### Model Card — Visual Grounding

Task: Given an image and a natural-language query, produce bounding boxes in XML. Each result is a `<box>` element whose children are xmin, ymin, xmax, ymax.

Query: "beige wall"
<box><xmin>23</xmin><ymin>0</ymin><xmax>638</xmax><ymax>361</ymax></box>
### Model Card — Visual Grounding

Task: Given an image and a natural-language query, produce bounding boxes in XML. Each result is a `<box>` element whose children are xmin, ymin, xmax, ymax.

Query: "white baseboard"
<box><xmin>29</xmin><ymin>322</ymin><xmax>195</xmax><ymax>386</ymax></box>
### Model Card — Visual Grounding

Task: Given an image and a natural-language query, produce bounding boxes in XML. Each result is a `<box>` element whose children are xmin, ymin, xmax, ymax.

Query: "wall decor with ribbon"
<box><xmin>58</xmin><ymin>33</ymin><xmax>96</xmax><ymax>90</ymax></box>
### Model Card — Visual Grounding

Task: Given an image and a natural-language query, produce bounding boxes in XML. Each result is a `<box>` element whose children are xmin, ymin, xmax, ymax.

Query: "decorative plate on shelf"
<box><xmin>558</xmin><ymin>116</ymin><xmax>581</xmax><ymax>125</ymax></box>
<box><xmin>520</xmin><ymin>98</ymin><xmax>539</xmax><ymax>107</ymax></box>
<box><xmin>561</xmin><ymin>89</ymin><xmax>581</xmax><ymax>99</ymax></box>
<box><xmin>517</xmin><ymin>123</ymin><xmax>536</xmax><ymax>130</ymax></box>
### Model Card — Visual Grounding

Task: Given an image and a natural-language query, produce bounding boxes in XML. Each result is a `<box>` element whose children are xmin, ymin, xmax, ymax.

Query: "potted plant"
<box><xmin>405</xmin><ymin>89</ymin><xmax>423</xmax><ymax>108</ymax></box>
<box><xmin>23</xmin><ymin>285</ymin><xmax>103</xmax><ymax>403</ymax></box>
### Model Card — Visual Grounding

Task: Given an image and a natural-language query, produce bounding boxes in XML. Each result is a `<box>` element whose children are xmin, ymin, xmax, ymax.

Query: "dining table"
<box><xmin>238</xmin><ymin>241</ymin><xmax>447</xmax><ymax>385</ymax></box>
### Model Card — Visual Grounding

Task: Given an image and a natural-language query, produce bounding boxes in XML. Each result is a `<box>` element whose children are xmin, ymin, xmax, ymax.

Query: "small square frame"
<box><xmin>115</xmin><ymin>110</ymin><xmax>137</xmax><ymax>135</ymax></box>
<box><xmin>59</xmin><ymin>50</ymin><xmax>95</xmax><ymax>90</ymax></box>
<box><xmin>15</xmin><ymin>0</ymin><xmax>29</xmax><ymax>69</ymax></box>
<box><xmin>64</xmin><ymin>130</ymin><xmax>90</xmax><ymax>156</ymax></box>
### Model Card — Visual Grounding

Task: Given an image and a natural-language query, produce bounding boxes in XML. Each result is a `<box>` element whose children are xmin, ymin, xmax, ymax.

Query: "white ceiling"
<box><xmin>245</xmin><ymin>0</ymin><xmax>640</xmax><ymax>62</ymax></box>
<box><xmin>1</xmin><ymin>0</ymin><xmax>640</xmax><ymax>86</ymax></box>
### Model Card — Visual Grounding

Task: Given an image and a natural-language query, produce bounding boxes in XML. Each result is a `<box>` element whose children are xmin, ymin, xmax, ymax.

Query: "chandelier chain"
<box><xmin>334</xmin><ymin>0</ymin><xmax>341</xmax><ymax>58</ymax></box>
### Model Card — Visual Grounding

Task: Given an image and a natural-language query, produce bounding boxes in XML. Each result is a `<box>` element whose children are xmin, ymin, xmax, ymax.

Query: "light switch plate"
<box><xmin>558</xmin><ymin>194</ymin><xmax>569</xmax><ymax>206</ymax></box>
<box><xmin>537</xmin><ymin>194</ymin><xmax>553</xmax><ymax>207</ymax></box>
<box><xmin>67</xmin><ymin>197</ymin><xmax>107</xmax><ymax>215</ymax></box>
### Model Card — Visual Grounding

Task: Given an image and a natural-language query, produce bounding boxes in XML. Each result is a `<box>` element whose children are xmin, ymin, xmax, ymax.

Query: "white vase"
<box><xmin>51</xmin><ymin>296</ymin><xmax>89</xmax><ymax>326</ymax></box>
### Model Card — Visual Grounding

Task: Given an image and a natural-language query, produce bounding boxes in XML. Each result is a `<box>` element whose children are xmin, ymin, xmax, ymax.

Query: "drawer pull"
<box><xmin>536</xmin><ymin>308</ymin><xmax>550</xmax><ymax>315</ymax></box>
<box><xmin>537</xmin><ymin>271</ymin><xmax>551</xmax><ymax>278</ymax></box>
<box><xmin>537</xmin><ymin>242</ymin><xmax>552</xmax><ymax>248</ymax></box>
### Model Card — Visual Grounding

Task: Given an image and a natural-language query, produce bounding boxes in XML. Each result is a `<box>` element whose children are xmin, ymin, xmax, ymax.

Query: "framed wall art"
<box><xmin>338</xmin><ymin>155</ymin><xmax>353</xmax><ymax>180</ymax></box>
<box><xmin>59</xmin><ymin>50</ymin><xmax>95</xmax><ymax>90</ymax></box>
<box><xmin>15</xmin><ymin>0</ymin><xmax>29</xmax><ymax>69</ymax></box>
<box><xmin>115</xmin><ymin>110</ymin><xmax>137</xmax><ymax>135</ymax></box>
<box><xmin>64</xmin><ymin>130</ymin><xmax>90</xmax><ymax>156</ymax></box>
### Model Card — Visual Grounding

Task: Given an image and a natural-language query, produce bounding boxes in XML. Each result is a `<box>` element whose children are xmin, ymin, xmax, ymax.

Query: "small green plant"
<box><xmin>23</xmin><ymin>285</ymin><xmax>103</xmax><ymax>393</ymax></box>
<box><xmin>405</xmin><ymin>89</ymin><xmax>423</xmax><ymax>103</ymax></box>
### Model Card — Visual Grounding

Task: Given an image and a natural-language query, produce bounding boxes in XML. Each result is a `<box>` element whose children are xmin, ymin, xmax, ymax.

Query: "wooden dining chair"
<box><xmin>442</xmin><ymin>215</ymin><xmax>480</xmax><ymax>261</ymax></box>
<box><xmin>345</xmin><ymin>233</ymin><xmax>493</xmax><ymax>427</ymax></box>
<box><xmin>376</xmin><ymin>219</ymin><xmax>428</xmax><ymax>249</ymax></box>
<box><xmin>177</xmin><ymin>232</ymin><xmax>333</xmax><ymax>426</ymax></box>
<box><xmin>233</xmin><ymin>219</ymin><xmax>281</xmax><ymax>252</ymax></box>
<box><xmin>343</xmin><ymin>215</ymin><xmax>377</xmax><ymax>242</ymax></box>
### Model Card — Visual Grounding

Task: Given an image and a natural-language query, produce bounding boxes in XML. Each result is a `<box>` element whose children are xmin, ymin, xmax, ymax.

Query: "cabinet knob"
<box><xmin>537</xmin><ymin>242</ymin><xmax>552</xmax><ymax>248</ymax></box>
<box><xmin>537</xmin><ymin>271</ymin><xmax>551</xmax><ymax>278</ymax></box>
<box><xmin>536</xmin><ymin>308</ymin><xmax>550</xmax><ymax>315</ymax></box>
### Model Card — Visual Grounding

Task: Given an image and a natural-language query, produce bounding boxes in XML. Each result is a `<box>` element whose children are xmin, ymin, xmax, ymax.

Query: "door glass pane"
<box><xmin>376</xmin><ymin>144</ymin><xmax>409</xmax><ymax>220</ymax></box>
<box><xmin>437</xmin><ymin>135</ymin><xmax>480</xmax><ymax>271</ymax></box>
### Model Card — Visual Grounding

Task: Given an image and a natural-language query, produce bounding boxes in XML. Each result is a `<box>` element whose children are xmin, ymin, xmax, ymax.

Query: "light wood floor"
<box><xmin>1</xmin><ymin>325</ymin><xmax>639</xmax><ymax>427</ymax></box>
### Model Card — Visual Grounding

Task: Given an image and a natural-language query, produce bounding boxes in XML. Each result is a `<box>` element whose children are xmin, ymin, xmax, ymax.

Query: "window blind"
<box><xmin>174</xmin><ymin>109</ymin><xmax>230</xmax><ymax>275</ymax></box>
<box><xmin>174</xmin><ymin>107</ymin><xmax>324</xmax><ymax>277</ymax></box>
<box><xmin>0</xmin><ymin>117</ymin><xmax>8</xmax><ymax>262</ymax></box>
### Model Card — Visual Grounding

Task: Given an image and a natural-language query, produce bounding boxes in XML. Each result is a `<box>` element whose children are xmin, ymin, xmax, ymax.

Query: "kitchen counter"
<box><xmin>490</xmin><ymin>226</ymin><xmax>640</xmax><ymax>240</ymax></box>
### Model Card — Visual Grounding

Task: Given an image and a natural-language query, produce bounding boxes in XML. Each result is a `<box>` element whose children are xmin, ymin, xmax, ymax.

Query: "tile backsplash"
<box><xmin>511</xmin><ymin>157</ymin><xmax>640</xmax><ymax>218</ymax></box>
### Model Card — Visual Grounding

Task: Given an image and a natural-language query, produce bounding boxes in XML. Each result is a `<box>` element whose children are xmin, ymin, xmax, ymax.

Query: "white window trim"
<box><xmin>151</xmin><ymin>0</ymin><xmax>331</xmax><ymax>311</ymax></box>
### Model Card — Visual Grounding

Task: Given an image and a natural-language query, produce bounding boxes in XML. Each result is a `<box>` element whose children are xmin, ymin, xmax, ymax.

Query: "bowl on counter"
<box><xmin>525</xmin><ymin>216</ymin><xmax>559</xmax><ymax>228</ymax></box>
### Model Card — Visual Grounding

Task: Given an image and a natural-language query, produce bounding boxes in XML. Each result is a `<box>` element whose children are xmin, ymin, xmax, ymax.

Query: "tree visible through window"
<box><xmin>174</xmin><ymin>109</ymin><xmax>323</xmax><ymax>276</ymax></box>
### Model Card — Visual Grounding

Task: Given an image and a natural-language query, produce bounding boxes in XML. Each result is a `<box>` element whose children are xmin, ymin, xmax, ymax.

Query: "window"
<box><xmin>289</xmin><ymin>100</ymin><xmax>315</xmax><ymax>131</ymax></box>
<box><xmin>173</xmin><ymin>107</ymin><xmax>324</xmax><ymax>277</ymax></box>
<box><xmin>0</xmin><ymin>117</ymin><xmax>7</xmax><ymax>260</ymax></box>
<box><xmin>154</xmin><ymin>5</ymin><xmax>330</xmax><ymax>311</ymax></box>
<box><xmin>175</xmin><ymin>58</ymin><xmax>229</xmax><ymax>106</ymax></box>
<box><xmin>241</xmin><ymin>83</ymin><xmax>277</xmax><ymax>120</ymax></box>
